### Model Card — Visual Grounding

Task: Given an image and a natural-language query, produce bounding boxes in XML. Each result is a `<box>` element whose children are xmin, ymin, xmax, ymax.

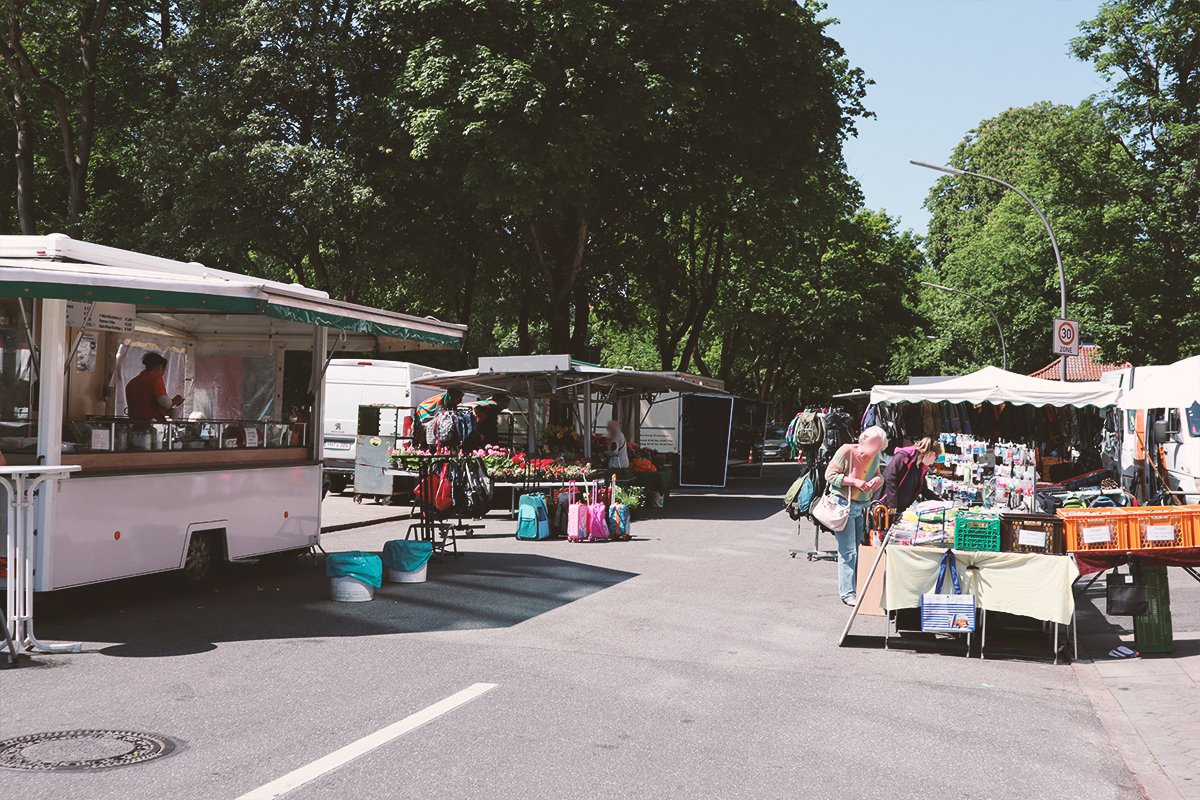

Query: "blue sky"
<box><xmin>823</xmin><ymin>0</ymin><xmax>1109</xmax><ymax>234</ymax></box>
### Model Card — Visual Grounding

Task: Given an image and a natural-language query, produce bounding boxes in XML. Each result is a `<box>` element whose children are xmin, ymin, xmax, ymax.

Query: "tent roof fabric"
<box><xmin>417</xmin><ymin>359</ymin><xmax>727</xmax><ymax>398</ymax></box>
<box><xmin>1029</xmin><ymin>345</ymin><xmax>1130</xmax><ymax>382</ymax></box>
<box><xmin>0</xmin><ymin>235</ymin><xmax>467</xmax><ymax>351</ymax></box>
<box><xmin>871</xmin><ymin>365</ymin><xmax>1120</xmax><ymax>408</ymax></box>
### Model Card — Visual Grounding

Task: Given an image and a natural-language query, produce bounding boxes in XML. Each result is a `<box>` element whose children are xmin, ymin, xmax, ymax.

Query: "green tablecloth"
<box><xmin>883</xmin><ymin>546</ymin><xmax>1079</xmax><ymax>626</ymax></box>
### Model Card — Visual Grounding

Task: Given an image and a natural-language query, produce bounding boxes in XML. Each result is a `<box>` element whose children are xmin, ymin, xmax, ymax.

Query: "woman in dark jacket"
<box><xmin>883</xmin><ymin>437</ymin><xmax>944</xmax><ymax>512</ymax></box>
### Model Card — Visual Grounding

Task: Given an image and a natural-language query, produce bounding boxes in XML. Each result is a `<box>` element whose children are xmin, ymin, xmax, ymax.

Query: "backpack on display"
<box><xmin>794</xmin><ymin>411</ymin><xmax>823</xmax><ymax>447</ymax></box>
<box><xmin>453</xmin><ymin>409</ymin><xmax>479</xmax><ymax>452</ymax></box>
<box><xmin>817</xmin><ymin>411</ymin><xmax>851</xmax><ymax>463</ymax></box>
<box><xmin>516</xmin><ymin>494</ymin><xmax>550</xmax><ymax>540</ymax></box>
<box><xmin>873</xmin><ymin>403</ymin><xmax>901</xmax><ymax>443</ymax></box>
<box><xmin>784</xmin><ymin>471</ymin><xmax>818</xmax><ymax>519</ymax></box>
<box><xmin>433</xmin><ymin>410</ymin><xmax>460</xmax><ymax>450</ymax></box>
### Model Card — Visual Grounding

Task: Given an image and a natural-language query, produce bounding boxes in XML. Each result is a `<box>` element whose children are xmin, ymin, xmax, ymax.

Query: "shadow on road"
<box><xmin>663</xmin><ymin>494</ymin><xmax>786</xmax><ymax>522</ymax></box>
<box><xmin>34</xmin><ymin>552</ymin><xmax>637</xmax><ymax>659</ymax></box>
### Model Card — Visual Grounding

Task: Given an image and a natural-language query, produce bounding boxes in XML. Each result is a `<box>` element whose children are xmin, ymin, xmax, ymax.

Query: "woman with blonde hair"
<box><xmin>824</xmin><ymin>425</ymin><xmax>887</xmax><ymax>606</ymax></box>
<box><xmin>883</xmin><ymin>436</ymin><xmax>944</xmax><ymax>513</ymax></box>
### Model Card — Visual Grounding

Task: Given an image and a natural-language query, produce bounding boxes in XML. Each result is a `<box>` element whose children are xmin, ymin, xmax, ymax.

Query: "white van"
<box><xmin>322</xmin><ymin>359</ymin><xmax>447</xmax><ymax>492</ymax></box>
<box><xmin>1106</xmin><ymin>361</ymin><xmax>1200</xmax><ymax>501</ymax></box>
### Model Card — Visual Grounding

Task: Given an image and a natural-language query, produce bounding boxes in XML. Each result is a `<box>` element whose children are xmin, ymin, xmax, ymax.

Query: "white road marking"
<box><xmin>706</xmin><ymin>547</ymin><xmax>754</xmax><ymax>556</ymax></box>
<box><xmin>234</xmin><ymin>682</ymin><xmax>497</xmax><ymax>800</ymax></box>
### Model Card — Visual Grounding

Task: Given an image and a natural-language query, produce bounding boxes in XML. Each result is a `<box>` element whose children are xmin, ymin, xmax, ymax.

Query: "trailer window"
<box><xmin>194</xmin><ymin>354</ymin><xmax>276</xmax><ymax>421</ymax></box>
<box><xmin>0</xmin><ymin>299</ymin><xmax>38</xmax><ymax>460</ymax></box>
<box><xmin>1187</xmin><ymin>403</ymin><xmax>1200</xmax><ymax>437</ymax></box>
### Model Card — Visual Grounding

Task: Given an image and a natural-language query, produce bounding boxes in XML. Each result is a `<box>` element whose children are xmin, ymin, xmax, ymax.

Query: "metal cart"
<box><xmin>353</xmin><ymin>404</ymin><xmax>414</xmax><ymax>505</ymax></box>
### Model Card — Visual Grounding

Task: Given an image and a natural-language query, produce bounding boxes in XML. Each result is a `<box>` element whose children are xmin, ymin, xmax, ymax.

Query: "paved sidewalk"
<box><xmin>1074</xmin><ymin>570</ymin><xmax>1200</xmax><ymax>800</ymax></box>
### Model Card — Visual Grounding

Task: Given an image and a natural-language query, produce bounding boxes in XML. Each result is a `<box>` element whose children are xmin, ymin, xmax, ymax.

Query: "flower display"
<box><xmin>389</xmin><ymin>444</ymin><xmax>595</xmax><ymax>481</ymax></box>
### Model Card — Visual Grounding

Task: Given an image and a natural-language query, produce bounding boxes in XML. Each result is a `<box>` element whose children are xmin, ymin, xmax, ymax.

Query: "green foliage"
<box><xmin>908</xmin><ymin>0</ymin><xmax>1200</xmax><ymax>375</ymax></box>
<box><xmin>0</xmin><ymin>0</ymin><xmax>922</xmax><ymax>410</ymax></box>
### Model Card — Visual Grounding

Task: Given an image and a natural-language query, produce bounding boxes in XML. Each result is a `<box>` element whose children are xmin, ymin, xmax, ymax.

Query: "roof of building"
<box><xmin>1029</xmin><ymin>345</ymin><xmax>1130</xmax><ymax>382</ymax></box>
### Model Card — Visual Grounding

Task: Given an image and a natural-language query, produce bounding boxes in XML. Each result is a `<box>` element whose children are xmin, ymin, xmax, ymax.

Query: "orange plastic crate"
<box><xmin>1058</xmin><ymin>507</ymin><xmax>1132</xmax><ymax>552</ymax></box>
<box><xmin>1127</xmin><ymin>506</ymin><xmax>1200</xmax><ymax>550</ymax></box>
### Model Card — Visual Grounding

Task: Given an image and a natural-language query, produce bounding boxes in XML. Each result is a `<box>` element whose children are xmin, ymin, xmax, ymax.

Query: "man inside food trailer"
<box><xmin>124</xmin><ymin>351</ymin><xmax>184</xmax><ymax>423</ymax></box>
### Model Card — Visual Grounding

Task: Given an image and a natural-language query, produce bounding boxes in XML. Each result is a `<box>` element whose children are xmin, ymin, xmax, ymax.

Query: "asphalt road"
<box><xmin>1</xmin><ymin>464</ymin><xmax>1139</xmax><ymax>799</ymax></box>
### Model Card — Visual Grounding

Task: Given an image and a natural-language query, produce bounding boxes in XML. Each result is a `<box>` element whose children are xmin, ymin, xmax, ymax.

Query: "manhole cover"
<box><xmin>0</xmin><ymin>730</ymin><xmax>177</xmax><ymax>771</ymax></box>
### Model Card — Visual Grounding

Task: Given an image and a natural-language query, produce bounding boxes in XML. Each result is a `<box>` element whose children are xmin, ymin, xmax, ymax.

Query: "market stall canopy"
<box><xmin>870</xmin><ymin>366</ymin><xmax>1119</xmax><ymax>408</ymax></box>
<box><xmin>1118</xmin><ymin>357</ymin><xmax>1200</xmax><ymax>409</ymax></box>
<box><xmin>417</xmin><ymin>355</ymin><xmax>727</xmax><ymax>397</ymax></box>
<box><xmin>0</xmin><ymin>234</ymin><xmax>466</xmax><ymax>351</ymax></box>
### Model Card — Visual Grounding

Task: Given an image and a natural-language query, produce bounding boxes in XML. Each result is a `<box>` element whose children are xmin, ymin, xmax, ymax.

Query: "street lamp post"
<box><xmin>911</xmin><ymin>160</ymin><xmax>1068</xmax><ymax>381</ymax></box>
<box><xmin>921</xmin><ymin>281</ymin><xmax>1008</xmax><ymax>371</ymax></box>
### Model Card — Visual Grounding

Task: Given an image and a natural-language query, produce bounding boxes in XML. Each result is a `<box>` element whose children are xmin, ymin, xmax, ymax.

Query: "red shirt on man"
<box><xmin>126</xmin><ymin>370</ymin><xmax>169</xmax><ymax>421</ymax></box>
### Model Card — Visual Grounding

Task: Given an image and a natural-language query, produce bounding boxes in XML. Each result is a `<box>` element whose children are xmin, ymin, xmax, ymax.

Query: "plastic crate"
<box><xmin>1127</xmin><ymin>506</ymin><xmax>1199</xmax><ymax>550</ymax></box>
<box><xmin>1133</xmin><ymin>562</ymin><xmax>1174</xmax><ymax>654</ymax></box>
<box><xmin>1000</xmin><ymin>513</ymin><xmax>1066</xmax><ymax>554</ymax></box>
<box><xmin>1058</xmin><ymin>507</ymin><xmax>1131</xmax><ymax>552</ymax></box>
<box><xmin>953</xmin><ymin>514</ymin><xmax>1002</xmax><ymax>552</ymax></box>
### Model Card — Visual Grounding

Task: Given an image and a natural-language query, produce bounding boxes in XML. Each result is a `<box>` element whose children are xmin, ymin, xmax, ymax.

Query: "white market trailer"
<box><xmin>0</xmin><ymin>235</ymin><xmax>465</xmax><ymax>652</ymax></box>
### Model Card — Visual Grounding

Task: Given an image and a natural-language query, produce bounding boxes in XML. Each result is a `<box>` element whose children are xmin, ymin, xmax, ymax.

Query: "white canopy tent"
<box><xmin>870</xmin><ymin>365</ymin><xmax>1120</xmax><ymax>408</ymax></box>
<box><xmin>1118</xmin><ymin>357</ymin><xmax>1200</xmax><ymax>410</ymax></box>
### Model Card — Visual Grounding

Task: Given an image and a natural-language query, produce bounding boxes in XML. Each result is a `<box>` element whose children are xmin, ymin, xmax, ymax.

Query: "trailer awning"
<box><xmin>0</xmin><ymin>244</ymin><xmax>465</xmax><ymax>351</ymax></box>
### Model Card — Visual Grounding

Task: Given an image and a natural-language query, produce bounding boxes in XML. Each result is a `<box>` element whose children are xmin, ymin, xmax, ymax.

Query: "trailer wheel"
<box><xmin>352</xmin><ymin>495</ymin><xmax>363</xmax><ymax>505</ymax></box>
<box><xmin>182</xmin><ymin>531</ymin><xmax>223</xmax><ymax>585</ymax></box>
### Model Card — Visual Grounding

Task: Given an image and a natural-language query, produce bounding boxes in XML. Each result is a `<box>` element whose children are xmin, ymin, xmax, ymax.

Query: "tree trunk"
<box><xmin>677</xmin><ymin>220</ymin><xmax>727</xmax><ymax>371</ymax></box>
<box><xmin>458</xmin><ymin>253</ymin><xmax>478</xmax><ymax>368</ymax></box>
<box><xmin>11</xmin><ymin>82</ymin><xmax>35</xmax><ymax>234</ymax></box>
<box><xmin>718</xmin><ymin>317</ymin><xmax>743</xmax><ymax>385</ymax></box>
<box><xmin>517</xmin><ymin>278</ymin><xmax>532</xmax><ymax>353</ymax></box>
<box><xmin>306</xmin><ymin>229</ymin><xmax>332</xmax><ymax>293</ymax></box>
<box><xmin>570</xmin><ymin>253</ymin><xmax>589</xmax><ymax>356</ymax></box>
<box><xmin>531</xmin><ymin>213</ymin><xmax>588</xmax><ymax>355</ymax></box>
<box><xmin>655</xmin><ymin>297</ymin><xmax>675</xmax><ymax>370</ymax></box>
<box><xmin>67</xmin><ymin>0</ymin><xmax>109</xmax><ymax>228</ymax></box>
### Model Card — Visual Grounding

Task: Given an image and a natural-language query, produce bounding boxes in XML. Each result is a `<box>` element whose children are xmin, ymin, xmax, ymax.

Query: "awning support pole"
<box><xmin>526</xmin><ymin>378</ymin><xmax>536</xmax><ymax>454</ymax></box>
<box><xmin>583</xmin><ymin>388</ymin><xmax>593</xmax><ymax>460</ymax></box>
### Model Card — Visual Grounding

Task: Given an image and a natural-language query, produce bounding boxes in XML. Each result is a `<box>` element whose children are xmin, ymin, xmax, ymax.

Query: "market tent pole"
<box><xmin>310</xmin><ymin>326</ymin><xmax>329</xmax><ymax>461</ymax></box>
<box><xmin>582</xmin><ymin>386</ymin><xmax>593</xmax><ymax>461</ymax></box>
<box><xmin>526</xmin><ymin>378</ymin><xmax>536</xmax><ymax>454</ymax></box>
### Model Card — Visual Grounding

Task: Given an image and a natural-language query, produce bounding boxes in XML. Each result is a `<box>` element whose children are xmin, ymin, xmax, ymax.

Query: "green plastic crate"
<box><xmin>953</xmin><ymin>515</ymin><xmax>1002</xmax><ymax>551</ymax></box>
<box><xmin>1133</xmin><ymin>563</ymin><xmax>1174</xmax><ymax>654</ymax></box>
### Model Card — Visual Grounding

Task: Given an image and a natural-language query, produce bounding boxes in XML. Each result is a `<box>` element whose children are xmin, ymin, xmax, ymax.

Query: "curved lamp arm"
<box><xmin>912</xmin><ymin>159</ymin><xmax>1066</xmax><ymax>381</ymax></box>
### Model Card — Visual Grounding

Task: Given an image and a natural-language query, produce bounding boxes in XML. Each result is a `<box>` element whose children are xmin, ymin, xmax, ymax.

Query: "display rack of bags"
<box><xmin>408</xmin><ymin>455</ymin><xmax>492</xmax><ymax>555</ymax></box>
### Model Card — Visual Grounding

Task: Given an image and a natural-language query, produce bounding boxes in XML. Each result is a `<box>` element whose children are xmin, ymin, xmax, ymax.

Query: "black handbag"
<box><xmin>1106</xmin><ymin>571</ymin><xmax>1149</xmax><ymax>616</ymax></box>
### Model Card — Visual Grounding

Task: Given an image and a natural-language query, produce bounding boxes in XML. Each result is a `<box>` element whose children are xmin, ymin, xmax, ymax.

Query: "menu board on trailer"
<box><xmin>66</xmin><ymin>301</ymin><xmax>135</xmax><ymax>333</ymax></box>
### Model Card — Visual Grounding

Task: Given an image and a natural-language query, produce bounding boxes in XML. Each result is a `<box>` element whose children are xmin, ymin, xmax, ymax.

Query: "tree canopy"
<box><xmin>0</xmin><ymin>0</ymin><xmax>925</xmax><ymax>409</ymax></box>
<box><xmin>905</xmin><ymin>0</ymin><xmax>1200</xmax><ymax>375</ymax></box>
<box><xmin>7</xmin><ymin>0</ymin><xmax>1192</xmax><ymax>410</ymax></box>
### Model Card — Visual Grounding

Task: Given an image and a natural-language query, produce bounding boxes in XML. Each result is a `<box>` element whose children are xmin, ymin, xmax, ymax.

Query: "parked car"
<box><xmin>762</xmin><ymin>427</ymin><xmax>790</xmax><ymax>461</ymax></box>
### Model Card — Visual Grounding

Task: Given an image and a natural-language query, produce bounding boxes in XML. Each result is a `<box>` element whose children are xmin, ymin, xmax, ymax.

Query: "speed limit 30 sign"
<box><xmin>1052</xmin><ymin>318</ymin><xmax>1080</xmax><ymax>356</ymax></box>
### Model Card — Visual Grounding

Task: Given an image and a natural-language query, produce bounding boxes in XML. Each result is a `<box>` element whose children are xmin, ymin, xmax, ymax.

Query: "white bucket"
<box><xmin>386</xmin><ymin>563</ymin><xmax>428</xmax><ymax>584</ymax></box>
<box><xmin>330</xmin><ymin>575</ymin><xmax>375</xmax><ymax>602</ymax></box>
